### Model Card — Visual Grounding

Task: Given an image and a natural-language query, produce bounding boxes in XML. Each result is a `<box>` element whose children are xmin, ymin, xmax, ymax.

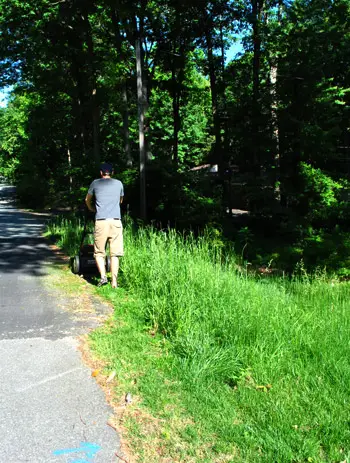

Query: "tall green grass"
<box><xmin>46</xmin><ymin>217</ymin><xmax>350</xmax><ymax>462</ymax></box>
<box><xmin>44</xmin><ymin>216</ymin><xmax>94</xmax><ymax>256</ymax></box>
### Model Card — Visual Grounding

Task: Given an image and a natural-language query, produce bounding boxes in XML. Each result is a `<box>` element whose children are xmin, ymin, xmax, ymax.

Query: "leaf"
<box><xmin>106</xmin><ymin>371</ymin><xmax>117</xmax><ymax>383</ymax></box>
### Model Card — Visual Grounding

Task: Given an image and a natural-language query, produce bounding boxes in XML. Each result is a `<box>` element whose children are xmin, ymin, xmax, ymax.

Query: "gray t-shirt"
<box><xmin>88</xmin><ymin>178</ymin><xmax>124</xmax><ymax>220</ymax></box>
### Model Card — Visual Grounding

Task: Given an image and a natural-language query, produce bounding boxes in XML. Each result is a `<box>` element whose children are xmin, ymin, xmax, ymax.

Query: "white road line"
<box><xmin>16</xmin><ymin>367</ymin><xmax>83</xmax><ymax>392</ymax></box>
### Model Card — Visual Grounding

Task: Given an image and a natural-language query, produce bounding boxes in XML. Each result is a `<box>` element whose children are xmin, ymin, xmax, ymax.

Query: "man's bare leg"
<box><xmin>110</xmin><ymin>256</ymin><xmax>119</xmax><ymax>288</ymax></box>
<box><xmin>95</xmin><ymin>255</ymin><xmax>107</xmax><ymax>282</ymax></box>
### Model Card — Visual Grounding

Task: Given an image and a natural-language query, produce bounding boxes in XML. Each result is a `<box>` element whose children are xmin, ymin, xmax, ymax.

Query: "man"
<box><xmin>85</xmin><ymin>163</ymin><xmax>124</xmax><ymax>288</ymax></box>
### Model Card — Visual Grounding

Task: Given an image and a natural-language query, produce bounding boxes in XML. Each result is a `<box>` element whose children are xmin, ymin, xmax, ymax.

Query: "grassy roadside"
<box><xmin>45</xmin><ymin>217</ymin><xmax>350</xmax><ymax>463</ymax></box>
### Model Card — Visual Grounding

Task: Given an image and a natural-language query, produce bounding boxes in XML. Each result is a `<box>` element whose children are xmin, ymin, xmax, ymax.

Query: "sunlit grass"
<box><xmin>46</xmin><ymin>216</ymin><xmax>350</xmax><ymax>462</ymax></box>
<box><xmin>44</xmin><ymin>216</ymin><xmax>94</xmax><ymax>256</ymax></box>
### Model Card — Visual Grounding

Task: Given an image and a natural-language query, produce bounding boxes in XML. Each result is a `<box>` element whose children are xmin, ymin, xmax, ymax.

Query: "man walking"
<box><xmin>85</xmin><ymin>163</ymin><xmax>124</xmax><ymax>288</ymax></box>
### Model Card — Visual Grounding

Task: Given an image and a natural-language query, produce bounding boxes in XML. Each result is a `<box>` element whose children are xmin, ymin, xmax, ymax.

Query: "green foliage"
<box><xmin>0</xmin><ymin>96</ymin><xmax>29</xmax><ymax>180</ymax></box>
<box><xmin>300</xmin><ymin>162</ymin><xmax>344</xmax><ymax>218</ymax></box>
<box><xmin>142</xmin><ymin>160</ymin><xmax>223</xmax><ymax>229</ymax></box>
<box><xmin>297</xmin><ymin>227</ymin><xmax>350</xmax><ymax>276</ymax></box>
<box><xmin>148</xmin><ymin>53</ymin><xmax>213</xmax><ymax>168</ymax></box>
<box><xmin>0</xmin><ymin>0</ymin><xmax>349</xmax><ymax>275</ymax></box>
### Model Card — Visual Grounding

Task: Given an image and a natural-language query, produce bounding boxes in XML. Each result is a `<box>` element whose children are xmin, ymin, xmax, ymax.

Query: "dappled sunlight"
<box><xmin>0</xmin><ymin>184</ymin><xmax>55</xmax><ymax>276</ymax></box>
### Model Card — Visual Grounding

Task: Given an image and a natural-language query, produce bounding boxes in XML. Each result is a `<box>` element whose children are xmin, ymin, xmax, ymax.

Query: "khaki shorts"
<box><xmin>94</xmin><ymin>219</ymin><xmax>124</xmax><ymax>258</ymax></box>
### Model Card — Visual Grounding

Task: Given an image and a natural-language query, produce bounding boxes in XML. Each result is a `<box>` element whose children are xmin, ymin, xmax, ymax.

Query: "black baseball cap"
<box><xmin>100</xmin><ymin>162</ymin><xmax>113</xmax><ymax>174</ymax></box>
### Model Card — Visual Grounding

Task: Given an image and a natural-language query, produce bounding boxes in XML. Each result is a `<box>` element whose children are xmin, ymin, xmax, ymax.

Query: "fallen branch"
<box><xmin>115</xmin><ymin>452</ymin><xmax>129</xmax><ymax>462</ymax></box>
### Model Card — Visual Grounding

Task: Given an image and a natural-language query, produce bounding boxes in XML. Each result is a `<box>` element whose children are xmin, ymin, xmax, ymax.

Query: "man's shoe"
<box><xmin>97</xmin><ymin>276</ymin><xmax>108</xmax><ymax>287</ymax></box>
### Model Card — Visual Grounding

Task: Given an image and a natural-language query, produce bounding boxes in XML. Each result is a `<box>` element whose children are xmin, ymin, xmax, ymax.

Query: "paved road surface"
<box><xmin>0</xmin><ymin>184</ymin><xmax>120</xmax><ymax>462</ymax></box>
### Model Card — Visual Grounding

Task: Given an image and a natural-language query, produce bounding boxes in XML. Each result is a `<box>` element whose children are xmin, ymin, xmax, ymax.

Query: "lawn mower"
<box><xmin>71</xmin><ymin>214</ymin><xmax>110</xmax><ymax>275</ymax></box>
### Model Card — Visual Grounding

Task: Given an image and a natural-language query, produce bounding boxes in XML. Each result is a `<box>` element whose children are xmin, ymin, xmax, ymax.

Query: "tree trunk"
<box><xmin>171</xmin><ymin>35</ymin><xmax>186</xmax><ymax>166</ymax></box>
<box><xmin>205</xmin><ymin>26</ymin><xmax>221</xmax><ymax>170</ymax></box>
<box><xmin>111</xmin><ymin>7</ymin><xmax>132</xmax><ymax>166</ymax></box>
<box><xmin>70</xmin><ymin>58</ymin><xmax>87</xmax><ymax>159</ymax></box>
<box><xmin>135</xmin><ymin>34</ymin><xmax>147</xmax><ymax>221</ymax></box>
<box><xmin>219</xmin><ymin>19</ymin><xmax>226</xmax><ymax>109</ymax></box>
<box><xmin>83</xmin><ymin>14</ymin><xmax>100</xmax><ymax>166</ymax></box>
<box><xmin>67</xmin><ymin>146</ymin><xmax>73</xmax><ymax>191</ymax></box>
<box><xmin>252</xmin><ymin>0</ymin><xmax>263</xmax><ymax>176</ymax></box>
<box><xmin>267</xmin><ymin>5</ymin><xmax>281</xmax><ymax>202</ymax></box>
<box><xmin>91</xmin><ymin>87</ymin><xmax>100</xmax><ymax>165</ymax></box>
<box><xmin>122</xmin><ymin>83</ymin><xmax>132</xmax><ymax>167</ymax></box>
<box><xmin>141</xmin><ymin>41</ymin><xmax>151</xmax><ymax>162</ymax></box>
<box><xmin>270</xmin><ymin>64</ymin><xmax>280</xmax><ymax>200</ymax></box>
<box><xmin>172</xmin><ymin>59</ymin><xmax>180</xmax><ymax>166</ymax></box>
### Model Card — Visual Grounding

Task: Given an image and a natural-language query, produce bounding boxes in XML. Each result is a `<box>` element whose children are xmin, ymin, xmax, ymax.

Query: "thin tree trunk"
<box><xmin>141</xmin><ymin>40</ymin><xmax>151</xmax><ymax>162</ymax></box>
<box><xmin>220</xmin><ymin>19</ymin><xmax>226</xmax><ymax>109</ymax></box>
<box><xmin>111</xmin><ymin>7</ymin><xmax>132</xmax><ymax>166</ymax></box>
<box><xmin>172</xmin><ymin>60</ymin><xmax>180</xmax><ymax>165</ymax></box>
<box><xmin>171</xmin><ymin>36</ymin><xmax>185</xmax><ymax>166</ymax></box>
<box><xmin>205</xmin><ymin>27</ymin><xmax>221</xmax><ymax>169</ymax></box>
<box><xmin>252</xmin><ymin>0</ymin><xmax>263</xmax><ymax>176</ymax></box>
<box><xmin>266</xmin><ymin>8</ymin><xmax>281</xmax><ymax>201</ymax></box>
<box><xmin>67</xmin><ymin>146</ymin><xmax>73</xmax><ymax>191</ymax></box>
<box><xmin>91</xmin><ymin>87</ymin><xmax>100</xmax><ymax>165</ymax></box>
<box><xmin>75</xmin><ymin>99</ymin><xmax>87</xmax><ymax>157</ymax></box>
<box><xmin>122</xmin><ymin>83</ymin><xmax>132</xmax><ymax>167</ymax></box>
<box><xmin>83</xmin><ymin>13</ymin><xmax>100</xmax><ymax>166</ymax></box>
<box><xmin>270</xmin><ymin>64</ymin><xmax>280</xmax><ymax>200</ymax></box>
<box><xmin>71</xmin><ymin>60</ymin><xmax>87</xmax><ymax>158</ymax></box>
<box><xmin>219</xmin><ymin>19</ymin><xmax>232</xmax><ymax>212</ymax></box>
<box><xmin>135</xmin><ymin>34</ymin><xmax>147</xmax><ymax>220</ymax></box>
<box><xmin>273</xmin><ymin>2</ymin><xmax>284</xmax><ymax>205</ymax></box>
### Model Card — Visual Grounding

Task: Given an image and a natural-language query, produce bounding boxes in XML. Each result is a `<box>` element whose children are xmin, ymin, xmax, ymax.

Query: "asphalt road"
<box><xmin>0</xmin><ymin>184</ymin><xmax>120</xmax><ymax>462</ymax></box>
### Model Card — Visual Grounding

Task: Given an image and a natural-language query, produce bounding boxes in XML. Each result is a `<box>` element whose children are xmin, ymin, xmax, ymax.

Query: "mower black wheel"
<box><xmin>106</xmin><ymin>256</ymin><xmax>111</xmax><ymax>272</ymax></box>
<box><xmin>72</xmin><ymin>255</ymin><xmax>81</xmax><ymax>274</ymax></box>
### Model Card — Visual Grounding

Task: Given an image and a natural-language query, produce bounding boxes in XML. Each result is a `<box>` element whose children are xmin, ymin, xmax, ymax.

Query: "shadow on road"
<box><xmin>0</xmin><ymin>185</ymin><xmax>56</xmax><ymax>276</ymax></box>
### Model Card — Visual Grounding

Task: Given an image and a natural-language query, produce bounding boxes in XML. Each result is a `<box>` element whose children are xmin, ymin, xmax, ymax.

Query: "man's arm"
<box><xmin>120</xmin><ymin>182</ymin><xmax>124</xmax><ymax>204</ymax></box>
<box><xmin>85</xmin><ymin>193</ymin><xmax>96</xmax><ymax>213</ymax></box>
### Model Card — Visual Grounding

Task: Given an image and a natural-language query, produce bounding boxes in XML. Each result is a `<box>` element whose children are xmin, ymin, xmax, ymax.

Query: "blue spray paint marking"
<box><xmin>53</xmin><ymin>442</ymin><xmax>101</xmax><ymax>460</ymax></box>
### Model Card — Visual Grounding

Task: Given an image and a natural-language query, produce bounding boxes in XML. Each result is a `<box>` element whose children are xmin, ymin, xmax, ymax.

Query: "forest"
<box><xmin>0</xmin><ymin>0</ymin><xmax>349</xmax><ymax>275</ymax></box>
